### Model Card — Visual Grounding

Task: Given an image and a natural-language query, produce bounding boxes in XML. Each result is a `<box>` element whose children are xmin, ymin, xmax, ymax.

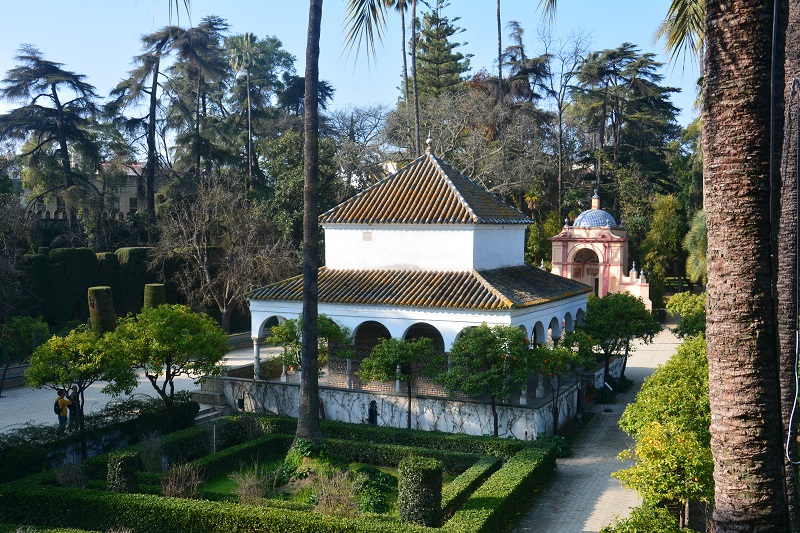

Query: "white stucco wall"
<box><xmin>249</xmin><ymin>294</ymin><xmax>589</xmax><ymax>350</ymax></box>
<box><xmin>472</xmin><ymin>226</ymin><xmax>526</xmax><ymax>269</ymax></box>
<box><xmin>322</xmin><ymin>224</ymin><xmax>526</xmax><ymax>271</ymax></box>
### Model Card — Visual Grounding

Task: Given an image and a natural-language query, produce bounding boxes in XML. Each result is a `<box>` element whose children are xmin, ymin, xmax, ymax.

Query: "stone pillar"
<box><xmin>396</xmin><ymin>364</ymin><xmax>402</xmax><ymax>393</ymax></box>
<box><xmin>346</xmin><ymin>358</ymin><xmax>353</xmax><ymax>389</ymax></box>
<box><xmin>519</xmin><ymin>369</ymin><xmax>529</xmax><ymax>406</ymax></box>
<box><xmin>535</xmin><ymin>375</ymin><xmax>546</xmax><ymax>399</ymax></box>
<box><xmin>252</xmin><ymin>337</ymin><xmax>261</xmax><ymax>380</ymax></box>
<box><xmin>281</xmin><ymin>361</ymin><xmax>288</xmax><ymax>383</ymax></box>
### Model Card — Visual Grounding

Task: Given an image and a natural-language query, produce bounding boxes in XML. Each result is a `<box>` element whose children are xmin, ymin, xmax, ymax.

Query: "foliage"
<box><xmin>54</xmin><ymin>463</ymin><xmax>87</xmax><ymax>489</ymax></box>
<box><xmin>524</xmin><ymin>211</ymin><xmax>563</xmax><ymax>266</ymax></box>
<box><xmin>615</xmin><ymin>335</ymin><xmax>712</xmax><ymax>511</ymax></box>
<box><xmin>398</xmin><ymin>456</ymin><xmax>442</xmax><ymax>526</ymax></box>
<box><xmin>0</xmin><ymin>316</ymin><xmax>49</xmax><ymax>395</ymax></box>
<box><xmin>161</xmin><ymin>463</ymin><xmax>202</xmax><ymax>499</ymax></box>
<box><xmin>683</xmin><ymin>209</ymin><xmax>707</xmax><ymax>285</ymax></box>
<box><xmin>323</xmin><ymin>438</ymin><xmax>479</xmax><ymax>475</ymax></box>
<box><xmin>413</xmin><ymin>0</ymin><xmax>471</xmax><ymax>98</ymax></box>
<box><xmin>359</xmin><ymin>337</ymin><xmax>435</xmax><ymax>429</ymax></box>
<box><xmin>138</xmin><ymin>433</ymin><xmax>165</xmax><ymax>474</ymax></box>
<box><xmin>582</xmin><ymin>293</ymin><xmax>661</xmax><ymax>381</ymax></box>
<box><xmin>151</xmin><ymin>171</ymin><xmax>299</xmax><ymax>332</ymax></box>
<box><xmin>107</xmin><ymin>451</ymin><xmax>139</xmax><ymax>493</ymax></box>
<box><xmin>440</xmin><ymin>456</ymin><xmax>501</xmax><ymax>519</ymax></box>
<box><xmin>436</xmin><ymin>323</ymin><xmax>534</xmax><ymax>437</ymax></box>
<box><xmin>666</xmin><ymin>291</ymin><xmax>706</xmax><ymax>337</ymax></box>
<box><xmin>107</xmin><ymin>304</ymin><xmax>227</xmax><ymax>413</ymax></box>
<box><xmin>642</xmin><ymin>195</ymin><xmax>688</xmax><ymax>307</ymax></box>
<box><xmin>270</xmin><ymin>314</ymin><xmax>352</xmax><ymax>369</ymax></box>
<box><xmin>599</xmin><ymin>504</ymin><xmax>683</xmax><ymax>533</ymax></box>
<box><xmin>352</xmin><ymin>464</ymin><xmax>397</xmax><ymax>514</ymax></box>
<box><xmin>0</xmin><ymin>189</ymin><xmax>34</xmax><ymax>321</ymax></box>
<box><xmin>310</xmin><ymin>470</ymin><xmax>362</xmax><ymax>518</ymax></box>
<box><xmin>26</xmin><ymin>325</ymin><xmax>137</xmax><ymax>400</ymax></box>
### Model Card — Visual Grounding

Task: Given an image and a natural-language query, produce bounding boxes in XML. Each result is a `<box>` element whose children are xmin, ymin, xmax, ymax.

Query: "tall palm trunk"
<box><xmin>400</xmin><ymin>5</ymin><xmax>410</xmax><ymax>125</ymax></box>
<box><xmin>411</xmin><ymin>0</ymin><xmax>421</xmax><ymax>156</ymax></box>
<box><xmin>246</xmin><ymin>66</ymin><xmax>253</xmax><ymax>192</ymax></box>
<box><xmin>297</xmin><ymin>0</ymin><xmax>323</xmax><ymax>445</ymax></box>
<box><xmin>703</xmin><ymin>0</ymin><xmax>788</xmax><ymax>529</ymax></box>
<box><xmin>778</xmin><ymin>0</ymin><xmax>800</xmax><ymax>527</ymax></box>
<box><xmin>146</xmin><ymin>50</ymin><xmax>161</xmax><ymax>215</ymax></box>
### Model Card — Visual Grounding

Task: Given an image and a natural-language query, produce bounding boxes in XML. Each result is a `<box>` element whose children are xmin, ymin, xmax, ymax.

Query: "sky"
<box><xmin>0</xmin><ymin>0</ymin><xmax>700</xmax><ymax>126</ymax></box>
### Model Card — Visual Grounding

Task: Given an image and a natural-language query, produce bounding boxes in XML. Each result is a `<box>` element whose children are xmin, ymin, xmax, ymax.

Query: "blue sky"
<box><xmin>0</xmin><ymin>0</ymin><xmax>699</xmax><ymax>126</ymax></box>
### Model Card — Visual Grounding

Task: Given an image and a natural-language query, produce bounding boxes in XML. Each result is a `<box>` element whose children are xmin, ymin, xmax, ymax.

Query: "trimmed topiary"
<box><xmin>107</xmin><ymin>450</ymin><xmax>139</xmax><ymax>493</ymax></box>
<box><xmin>143</xmin><ymin>283</ymin><xmax>166</xmax><ymax>309</ymax></box>
<box><xmin>398</xmin><ymin>455</ymin><xmax>442</xmax><ymax>527</ymax></box>
<box><xmin>88</xmin><ymin>286</ymin><xmax>117</xmax><ymax>334</ymax></box>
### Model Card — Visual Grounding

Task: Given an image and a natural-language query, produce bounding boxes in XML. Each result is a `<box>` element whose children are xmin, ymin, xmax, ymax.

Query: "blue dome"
<box><xmin>573</xmin><ymin>208</ymin><xmax>618</xmax><ymax>228</ymax></box>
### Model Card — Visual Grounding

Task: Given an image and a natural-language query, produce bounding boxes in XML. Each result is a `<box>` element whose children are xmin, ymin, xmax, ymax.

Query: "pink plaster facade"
<box><xmin>549</xmin><ymin>196</ymin><xmax>652</xmax><ymax>310</ymax></box>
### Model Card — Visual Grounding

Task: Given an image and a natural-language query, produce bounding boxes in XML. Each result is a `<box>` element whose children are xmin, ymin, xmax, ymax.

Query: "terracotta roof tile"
<box><xmin>248</xmin><ymin>265</ymin><xmax>591</xmax><ymax>310</ymax></box>
<box><xmin>320</xmin><ymin>151</ymin><xmax>533</xmax><ymax>225</ymax></box>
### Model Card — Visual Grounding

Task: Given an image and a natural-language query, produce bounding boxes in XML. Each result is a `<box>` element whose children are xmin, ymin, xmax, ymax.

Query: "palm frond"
<box><xmin>343</xmin><ymin>0</ymin><xmax>389</xmax><ymax>64</ymax></box>
<box><xmin>654</xmin><ymin>0</ymin><xmax>705</xmax><ymax>66</ymax></box>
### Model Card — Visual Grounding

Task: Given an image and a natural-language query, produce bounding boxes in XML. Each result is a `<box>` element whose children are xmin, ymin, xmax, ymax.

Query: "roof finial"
<box><xmin>425</xmin><ymin>133</ymin><xmax>433</xmax><ymax>154</ymax></box>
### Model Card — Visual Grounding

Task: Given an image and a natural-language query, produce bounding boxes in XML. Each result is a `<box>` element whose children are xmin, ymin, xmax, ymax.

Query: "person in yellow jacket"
<box><xmin>55</xmin><ymin>389</ymin><xmax>72</xmax><ymax>434</ymax></box>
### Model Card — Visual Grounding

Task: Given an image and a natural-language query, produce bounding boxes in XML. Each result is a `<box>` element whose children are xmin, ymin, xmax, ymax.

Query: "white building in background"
<box><xmin>550</xmin><ymin>191</ymin><xmax>652</xmax><ymax>310</ymax></box>
<box><xmin>248</xmin><ymin>142</ymin><xmax>592</xmax><ymax>390</ymax></box>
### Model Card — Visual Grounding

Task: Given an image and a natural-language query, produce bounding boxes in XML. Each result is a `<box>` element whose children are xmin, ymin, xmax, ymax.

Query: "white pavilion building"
<box><xmin>248</xmin><ymin>143</ymin><xmax>592</xmax><ymax>389</ymax></box>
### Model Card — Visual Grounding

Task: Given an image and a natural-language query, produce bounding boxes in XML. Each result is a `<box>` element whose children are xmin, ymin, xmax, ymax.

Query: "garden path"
<box><xmin>513</xmin><ymin>327</ymin><xmax>681</xmax><ymax>533</ymax></box>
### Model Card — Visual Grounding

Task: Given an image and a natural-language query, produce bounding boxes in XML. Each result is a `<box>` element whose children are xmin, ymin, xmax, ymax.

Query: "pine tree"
<box><xmin>413</xmin><ymin>0</ymin><xmax>470</xmax><ymax>99</ymax></box>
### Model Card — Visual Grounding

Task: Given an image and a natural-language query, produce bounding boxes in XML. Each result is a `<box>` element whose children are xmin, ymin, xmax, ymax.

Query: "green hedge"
<box><xmin>0</xmin><ymin>526</ymin><xmax>98</xmax><ymax>533</ymax></box>
<box><xmin>440</xmin><ymin>456</ymin><xmax>501</xmax><ymax>519</ymax></box>
<box><xmin>325</xmin><ymin>439</ymin><xmax>479</xmax><ymax>474</ymax></box>
<box><xmin>189</xmin><ymin>434</ymin><xmax>293</xmax><ymax>480</ymax></box>
<box><xmin>442</xmin><ymin>446</ymin><xmax>557</xmax><ymax>533</ymax></box>
<box><xmin>116</xmin><ymin>247</ymin><xmax>153</xmax><ymax>316</ymax></box>
<box><xmin>252</xmin><ymin>415</ymin><xmax>528</xmax><ymax>459</ymax></box>
<box><xmin>398</xmin><ymin>456</ymin><xmax>442</xmax><ymax>527</ymax></box>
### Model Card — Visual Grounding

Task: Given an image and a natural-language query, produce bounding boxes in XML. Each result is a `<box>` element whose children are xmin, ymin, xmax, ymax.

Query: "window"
<box><xmin>129</xmin><ymin>197</ymin><xmax>138</xmax><ymax>214</ymax></box>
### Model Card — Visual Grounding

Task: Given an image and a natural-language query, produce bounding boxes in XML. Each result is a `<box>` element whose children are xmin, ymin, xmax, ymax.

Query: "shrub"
<box><xmin>440</xmin><ymin>456</ymin><xmax>501</xmax><ymax>519</ymax></box>
<box><xmin>54</xmin><ymin>463</ymin><xmax>86</xmax><ymax>489</ymax></box>
<box><xmin>161</xmin><ymin>463</ymin><xmax>201</xmax><ymax>499</ymax></box>
<box><xmin>352</xmin><ymin>465</ymin><xmax>397</xmax><ymax>514</ymax></box>
<box><xmin>138</xmin><ymin>433</ymin><xmax>164</xmax><ymax>473</ymax></box>
<box><xmin>0</xmin><ymin>443</ymin><xmax>47</xmax><ymax>483</ymax></box>
<box><xmin>107</xmin><ymin>451</ymin><xmax>139</xmax><ymax>493</ymax></box>
<box><xmin>599</xmin><ymin>504</ymin><xmax>682</xmax><ymax>533</ymax></box>
<box><xmin>230</xmin><ymin>470</ymin><xmax>264</xmax><ymax>506</ymax></box>
<box><xmin>310</xmin><ymin>471</ymin><xmax>362</xmax><ymax>518</ymax></box>
<box><xmin>398</xmin><ymin>456</ymin><xmax>442</xmax><ymax>527</ymax></box>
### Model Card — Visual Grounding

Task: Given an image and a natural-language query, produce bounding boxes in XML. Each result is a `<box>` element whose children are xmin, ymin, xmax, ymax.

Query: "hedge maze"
<box><xmin>0</xmin><ymin>415</ymin><xmax>557</xmax><ymax>533</ymax></box>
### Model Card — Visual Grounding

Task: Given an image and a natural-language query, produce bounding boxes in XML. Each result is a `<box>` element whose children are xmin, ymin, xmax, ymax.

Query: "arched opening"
<box><xmin>403</xmin><ymin>322</ymin><xmax>445</xmax><ymax>353</ymax></box>
<box><xmin>532</xmin><ymin>321</ymin><xmax>546</xmax><ymax>347</ymax></box>
<box><xmin>352</xmin><ymin>321</ymin><xmax>392</xmax><ymax>390</ymax></box>
<box><xmin>576</xmin><ymin>308</ymin><xmax>586</xmax><ymax>327</ymax></box>
<box><xmin>572</xmin><ymin>247</ymin><xmax>600</xmax><ymax>295</ymax></box>
<box><xmin>563</xmin><ymin>313</ymin><xmax>574</xmax><ymax>334</ymax></box>
<box><xmin>547</xmin><ymin>316</ymin><xmax>562</xmax><ymax>346</ymax></box>
<box><xmin>259</xmin><ymin>315</ymin><xmax>286</xmax><ymax>339</ymax></box>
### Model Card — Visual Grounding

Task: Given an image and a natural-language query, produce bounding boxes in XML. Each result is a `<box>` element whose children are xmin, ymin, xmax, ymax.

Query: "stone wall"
<box><xmin>202</xmin><ymin>357</ymin><xmax>623</xmax><ymax>440</ymax></box>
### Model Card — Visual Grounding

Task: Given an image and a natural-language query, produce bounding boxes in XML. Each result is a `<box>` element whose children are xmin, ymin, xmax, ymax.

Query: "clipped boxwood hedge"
<box><xmin>252</xmin><ymin>415</ymin><xmax>528</xmax><ymax>459</ymax></box>
<box><xmin>189</xmin><ymin>433</ymin><xmax>293</xmax><ymax>480</ymax></box>
<box><xmin>442</xmin><ymin>446</ymin><xmax>557</xmax><ymax>533</ymax></box>
<box><xmin>440</xmin><ymin>456</ymin><xmax>501</xmax><ymax>519</ymax></box>
<box><xmin>398</xmin><ymin>456</ymin><xmax>442</xmax><ymax>527</ymax></box>
<box><xmin>325</xmin><ymin>438</ymin><xmax>479</xmax><ymax>474</ymax></box>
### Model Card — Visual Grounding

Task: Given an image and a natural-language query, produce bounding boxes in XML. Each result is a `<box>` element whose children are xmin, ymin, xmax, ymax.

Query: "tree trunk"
<box><xmin>490</xmin><ymin>395</ymin><xmax>498</xmax><ymax>437</ymax></box>
<box><xmin>407</xmin><ymin>379</ymin><xmax>413</xmax><ymax>429</ymax></box>
<box><xmin>703</xmin><ymin>0</ymin><xmax>788</xmax><ymax>529</ymax></box>
<box><xmin>296</xmin><ymin>0</ymin><xmax>323</xmax><ymax>445</ymax></box>
<box><xmin>400</xmin><ymin>6</ymin><xmax>410</xmax><ymax>128</ymax></box>
<box><xmin>246</xmin><ymin>68</ymin><xmax>253</xmax><ymax>192</ymax></box>
<box><xmin>146</xmin><ymin>49</ymin><xmax>161</xmax><ymax>216</ymax></box>
<box><xmin>411</xmin><ymin>0</ymin><xmax>421</xmax><ymax>156</ymax></box>
<box><xmin>778</xmin><ymin>0</ymin><xmax>800</xmax><ymax>527</ymax></box>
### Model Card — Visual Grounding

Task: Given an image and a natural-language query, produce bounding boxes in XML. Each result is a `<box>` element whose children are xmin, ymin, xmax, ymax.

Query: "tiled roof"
<box><xmin>248</xmin><ymin>265</ymin><xmax>591</xmax><ymax>310</ymax></box>
<box><xmin>573</xmin><ymin>208</ymin><xmax>619</xmax><ymax>228</ymax></box>
<box><xmin>320</xmin><ymin>150</ymin><xmax>533</xmax><ymax>225</ymax></box>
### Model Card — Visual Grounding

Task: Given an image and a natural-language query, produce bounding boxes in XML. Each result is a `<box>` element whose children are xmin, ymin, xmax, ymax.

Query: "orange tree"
<box><xmin>26</xmin><ymin>325</ymin><xmax>137</xmax><ymax>457</ymax></box>
<box><xmin>435</xmin><ymin>324</ymin><xmax>534</xmax><ymax>437</ymax></box>
<box><xmin>107</xmin><ymin>304</ymin><xmax>227</xmax><ymax>416</ymax></box>
<box><xmin>358</xmin><ymin>337</ymin><xmax>435</xmax><ymax>429</ymax></box>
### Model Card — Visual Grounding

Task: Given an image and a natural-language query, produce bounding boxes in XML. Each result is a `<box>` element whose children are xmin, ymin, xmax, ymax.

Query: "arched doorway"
<box><xmin>572</xmin><ymin>248</ymin><xmax>600</xmax><ymax>295</ymax></box>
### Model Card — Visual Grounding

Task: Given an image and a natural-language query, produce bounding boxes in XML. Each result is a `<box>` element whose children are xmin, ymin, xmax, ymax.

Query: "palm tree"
<box><xmin>682</xmin><ymin>209</ymin><xmax>706</xmax><ymax>285</ymax></box>
<box><xmin>384</xmin><ymin>1</ymin><xmax>411</xmax><ymax>119</ymax></box>
<box><xmin>110</xmin><ymin>26</ymin><xmax>182</xmax><ymax>215</ymax></box>
<box><xmin>702</xmin><ymin>0</ymin><xmax>788</xmax><ymax>529</ymax></box>
<box><xmin>292</xmin><ymin>0</ymin><xmax>390</xmax><ymax>444</ymax></box>
<box><xmin>654</xmin><ymin>0</ymin><xmax>705</xmax><ymax>65</ymax></box>
<box><xmin>227</xmin><ymin>33</ymin><xmax>263</xmax><ymax>192</ymax></box>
